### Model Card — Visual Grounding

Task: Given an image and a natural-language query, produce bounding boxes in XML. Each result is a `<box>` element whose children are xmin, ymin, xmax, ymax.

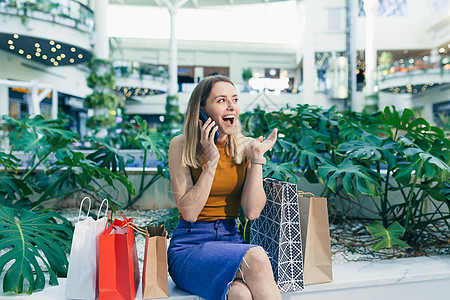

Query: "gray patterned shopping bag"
<box><xmin>250</xmin><ymin>178</ymin><xmax>304</xmax><ymax>293</ymax></box>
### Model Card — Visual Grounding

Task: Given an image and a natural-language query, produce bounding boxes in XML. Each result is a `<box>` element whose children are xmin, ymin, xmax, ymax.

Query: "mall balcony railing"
<box><xmin>0</xmin><ymin>0</ymin><xmax>94</xmax><ymax>33</ymax></box>
<box><xmin>377</xmin><ymin>55</ymin><xmax>450</xmax><ymax>80</ymax></box>
<box><xmin>113</xmin><ymin>60</ymin><xmax>169</xmax><ymax>82</ymax></box>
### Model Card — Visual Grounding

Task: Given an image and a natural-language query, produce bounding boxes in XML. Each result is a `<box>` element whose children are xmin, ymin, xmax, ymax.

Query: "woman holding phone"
<box><xmin>167</xmin><ymin>74</ymin><xmax>280</xmax><ymax>300</ymax></box>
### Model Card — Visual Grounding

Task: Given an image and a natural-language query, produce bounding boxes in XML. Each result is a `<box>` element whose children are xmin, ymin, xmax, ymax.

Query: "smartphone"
<box><xmin>199</xmin><ymin>108</ymin><xmax>219</xmax><ymax>144</ymax></box>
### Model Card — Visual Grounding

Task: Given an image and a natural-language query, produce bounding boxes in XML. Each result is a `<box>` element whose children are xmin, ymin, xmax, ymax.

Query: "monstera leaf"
<box><xmin>0</xmin><ymin>206</ymin><xmax>72</xmax><ymax>294</ymax></box>
<box><xmin>263</xmin><ymin>161</ymin><xmax>300</xmax><ymax>183</ymax></box>
<box><xmin>317</xmin><ymin>159</ymin><xmax>381</xmax><ymax>197</ymax></box>
<box><xmin>366</xmin><ymin>221</ymin><xmax>410</xmax><ymax>251</ymax></box>
<box><xmin>87</xmin><ymin>143</ymin><xmax>133</xmax><ymax>173</ymax></box>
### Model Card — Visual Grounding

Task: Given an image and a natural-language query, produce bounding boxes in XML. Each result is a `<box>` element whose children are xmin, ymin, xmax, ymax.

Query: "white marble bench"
<box><xmin>3</xmin><ymin>255</ymin><xmax>449</xmax><ymax>300</ymax></box>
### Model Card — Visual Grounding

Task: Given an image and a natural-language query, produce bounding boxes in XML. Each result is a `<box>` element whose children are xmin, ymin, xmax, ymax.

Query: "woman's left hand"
<box><xmin>249</xmin><ymin>128</ymin><xmax>278</xmax><ymax>159</ymax></box>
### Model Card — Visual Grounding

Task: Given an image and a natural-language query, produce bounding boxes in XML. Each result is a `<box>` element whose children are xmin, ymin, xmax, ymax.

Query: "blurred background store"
<box><xmin>0</xmin><ymin>0</ymin><xmax>449</xmax><ymax>136</ymax></box>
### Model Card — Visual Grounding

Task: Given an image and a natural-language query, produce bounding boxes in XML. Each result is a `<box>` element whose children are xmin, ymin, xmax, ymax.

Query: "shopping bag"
<box><xmin>98</xmin><ymin>214</ymin><xmax>140</xmax><ymax>300</ymax></box>
<box><xmin>142</xmin><ymin>225</ymin><xmax>170</xmax><ymax>299</ymax></box>
<box><xmin>65</xmin><ymin>197</ymin><xmax>109</xmax><ymax>299</ymax></box>
<box><xmin>250</xmin><ymin>178</ymin><xmax>304</xmax><ymax>292</ymax></box>
<box><xmin>298</xmin><ymin>191</ymin><xmax>332</xmax><ymax>285</ymax></box>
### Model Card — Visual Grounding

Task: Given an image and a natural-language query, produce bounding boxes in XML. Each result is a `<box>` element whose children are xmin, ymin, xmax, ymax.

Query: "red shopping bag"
<box><xmin>98</xmin><ymin>214</ymin><xmax>140</xmax><ymax>300</ymax></box>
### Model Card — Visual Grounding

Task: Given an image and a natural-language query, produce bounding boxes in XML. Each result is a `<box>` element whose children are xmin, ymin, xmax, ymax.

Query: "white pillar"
<box><xmin>0</xmin><ymin>85</ymin><xmax>8</xmax><ymax>118</ymax></box>
<box><xmin>168</xmin><ymin>5</ymin><xmax>178</xmax><ymax>96</ymax></box>
<box><xmin>302</xmin><ymin>0</ymin><xmax>315</xmax><ymax>103</ymax></box>
<box><xmin>364</xmin><ymin>0</ymin><xmax>379</xmax><ymax>97</ymax></box>
<box><xmin>30</xmin><ymin>79</ymin><xmax>40</xmax><ymax>117</ymax></box>
<box><xmin>164</xmin><ymin>0</ymin><xmax>188</xmax><ymax>96</ymax></box>
<box><xmin>52</xmin><ymin>89</ymin><xmax>58</xmax><ymax>119</ymax></box>
<box><xmin>94</xmin><ymin>0</ymin><xmax>109</xmax><ymax>59</ymax></box>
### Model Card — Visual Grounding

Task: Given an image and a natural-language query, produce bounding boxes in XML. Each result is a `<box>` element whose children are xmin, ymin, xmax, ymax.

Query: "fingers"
<box><xmin>209</xmin><ymin>125</ymin><xmax>218</xmax><ymax>143</ymax></box>
<box><xmin>199</xmin><ymin>118</ymin><xmax>216</xmax><ymax>141</ymax></box>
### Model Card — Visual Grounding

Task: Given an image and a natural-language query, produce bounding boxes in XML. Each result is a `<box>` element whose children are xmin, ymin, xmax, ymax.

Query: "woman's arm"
<box><xmin>168</xmin><ymin>120</ymin><xmax>219</xmax><ymax>222</ymax></box>
<box><xmin>240</xmin><ymin>129</ymin><xmax>278</xmax><ymax>220</ymax></box>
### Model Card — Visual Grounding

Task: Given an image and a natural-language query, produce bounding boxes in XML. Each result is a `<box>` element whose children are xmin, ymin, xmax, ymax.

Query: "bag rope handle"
<box><xmin>97</xmin><ymin>199</ymin><xmax>109</xmax><ymax>220</ymax></box>
<box><xmin>120</xmin><ymin>221</ymin><xmax>147</xmax><ymax>235</ymax></box>
<box><xmin>77</xmin><ymin>196</ymin><xmax>91</xmax><ymax>222</ymax></box>
<box><xmin>298</xmin><ymin>191</ymin><xmax>315</xmax><ymax>197</ymax></box>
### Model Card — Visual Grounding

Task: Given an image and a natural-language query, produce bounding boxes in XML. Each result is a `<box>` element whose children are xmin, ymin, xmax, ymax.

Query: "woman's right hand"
<box><xmin>199</xmin><ymin>118</ymin><xmax>219</xmax><ymax>165</ymax></box>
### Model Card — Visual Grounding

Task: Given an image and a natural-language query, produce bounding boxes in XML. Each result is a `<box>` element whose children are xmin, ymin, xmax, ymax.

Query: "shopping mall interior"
<box><xmin>0</xmin><ymin>0</ymin><xmax>449</xmax><ymax>137</ymax></box>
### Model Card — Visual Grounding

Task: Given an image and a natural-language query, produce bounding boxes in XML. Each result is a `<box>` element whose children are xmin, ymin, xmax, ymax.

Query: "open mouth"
<box><xmin>222</xmin><ymin>115</ymin><xmax>235</xmax><ymax>126</ymax></box>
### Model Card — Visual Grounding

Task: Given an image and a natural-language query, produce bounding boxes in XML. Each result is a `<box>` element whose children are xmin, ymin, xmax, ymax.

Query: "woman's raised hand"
<box><xmin>199</xmin><ymin>118</ymin><xmax>220</xmax><ymax>165</ymax></box>
<box><xmin>249</xmin><ymin>128</ymin><xmax>278</xmax><ymax>159</ymax></box>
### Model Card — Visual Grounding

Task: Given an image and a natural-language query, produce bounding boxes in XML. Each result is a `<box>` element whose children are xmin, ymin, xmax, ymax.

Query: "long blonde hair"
<box><xmin>182</xmin><ymin>75</ymin><xmax>247</xmax><ymax>168</ymax></box>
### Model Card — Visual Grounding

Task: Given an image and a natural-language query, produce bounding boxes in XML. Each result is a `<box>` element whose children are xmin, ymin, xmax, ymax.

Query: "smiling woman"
<box><xmin>166</xmin><ymin>74</ymin><xmax>280</xmax><ymax>299</ymax></box>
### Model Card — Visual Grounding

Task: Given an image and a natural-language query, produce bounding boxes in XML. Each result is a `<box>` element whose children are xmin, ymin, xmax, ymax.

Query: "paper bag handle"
<box><xmin>298</xmin><ymin>191</ymin><xmax>315</xmax><ymax>197</ymax></box>
<box><xmin>77</xmin><ymin>196</ymin><xmax>91</xmax><ymax>222</ymax></box>
<box><xmin>97</xmin><ymin>199</ymin><xmax>109</xmax><ymax>220</ymax></box>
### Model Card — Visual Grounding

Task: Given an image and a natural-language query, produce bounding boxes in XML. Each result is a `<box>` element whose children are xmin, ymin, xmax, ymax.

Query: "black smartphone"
<box><xmin>199</xmin><ymin>108</ymin><xmax>219</xmax><ymax>144</ymax></box>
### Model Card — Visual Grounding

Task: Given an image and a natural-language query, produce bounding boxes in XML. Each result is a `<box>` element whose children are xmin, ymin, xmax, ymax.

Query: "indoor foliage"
<box><xmin>241</xmin><ymin>105</ymin><xmax>450</xmax><ymax>246</ymax></box>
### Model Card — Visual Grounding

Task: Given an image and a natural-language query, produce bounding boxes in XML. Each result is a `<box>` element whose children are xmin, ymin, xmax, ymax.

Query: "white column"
<box><xmin>164</xmin><ymin>0</ymin><xmax>188</xmax><ymax>96</ymax></box>
<box><xmin>364</xmin><ymin>0</ymin><xmax>379</xmax><ymax>97</ymax></box>
<box><xmin>52</xmin><ymin>89</ymin><xmax>58</xmax><ymax>119</ymax></box>
<box><xmin>168</xmin><ymin>5</ymin><xmax>178</xmax><ymax>96</ymax></box>
<box><xmin>0</xmin><ymin>85</ymin><xmax>8</xmax><ymax>118</ymax></box>
<box><xmin>30</xmin><ymin>79</ymin><xmax>40</xmax><ymax>117</ymax></box>
<box><xmin>302</xmin><ymin>0</ymin><xmax>315</xmax><ymax>103</ymax></box>
<box><xmin>94</xmin><ymin>0</ymin><xmax>109</xmax><ymax>59</ymax></box>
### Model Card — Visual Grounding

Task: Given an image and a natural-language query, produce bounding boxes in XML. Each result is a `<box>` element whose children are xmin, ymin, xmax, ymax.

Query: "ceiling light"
<box><xmin>56</xmin><ymin>44</ymin><xmax>61</xmax><ymax>49</ymax></box>
<box><xmin>70</xmin><ymin>58</ymin><xmax>74</xmax><ymax>63</ymax></box>
<box><xmin>56</xmin><ymin>56</ymin><xmax>61</xmax><ymax>61</ymax></box>
<box><xmin>36</xmin><ymin>48</ymin><xmax>41</xmax><ymax>52</ymax></box>
<box><xmin>18</xmin><ymin>49</ymin><xmax>24</xmax><ymax>54</ymax></box>
<box><xmin>49</xmin><ymin>40</ymin><xmax>55</xmax><ymax>45</ymax></box>
<box><xmin>50</xmin><ymin>58</ymin><xmax>55</xmax><ymax>62</ymax></box>
<box><xmin>13</xmin><ymin>34</ymin><xmax>19</xmax><ymax>39</ymax></box>
<box><xmin>71</xmin><ymin>47</ymin><xmax>76</xmax><ymax>52</ymax></box>
<box><xmin>35</xmin><ymin>52</ymin><xmax>40</xmax><ymax>57</ymax></box>
<box><xmin>35</xmin><ymin>43</ymin><xmax>40</xmax><ymax>48</ymax></box>
<box><xmin>9</xmin><ymin>45</ymin><xmax>14</xmax><ymax>50</ymax></box>
<box><xmin>54</xmin><ymin>62</ymin><xmax>59</xmax><ymax>66</ymax></box>
<box><xmin>78</xmin><ymin>54</ymin><xmax>83</xmax><ymax>59</ymax></box>
<box><xmin>51</xmin><ymin>47</ymin><xmax>56</xmax><ymax>52</ymax></box>
<box><xmin>26</xmin><ymin>54</ymin><xmax>31</xmax><ymax>59</ymax></box>
<box><xmin>42</xmin><ymin>55</ymin><xmax>47</xmax><ymax>59</ymax></box>
<box><xmin>8</xmin><ymin>40</ymin><xmax>13</xmax><ymax>44</ymax></box>
<box><xmin>61</xmin><ymin>54</ymin><xmax>66</xmax><ymax>58</ymax></box>
<box><xmin>439</xmin><ymin>48</ymin><xmax>445</xmax><ymax>53</ymax></box>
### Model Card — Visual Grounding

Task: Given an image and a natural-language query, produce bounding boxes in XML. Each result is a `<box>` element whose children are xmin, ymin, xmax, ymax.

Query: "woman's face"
<box><xmin>202</xmin><ymin>81</ymin><xmax>240</xmax><ymax>140</ymax></box>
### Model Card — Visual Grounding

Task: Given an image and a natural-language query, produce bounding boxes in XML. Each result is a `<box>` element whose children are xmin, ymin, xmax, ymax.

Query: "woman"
<box><xmin>167</xmin><ymin>74</ymin><xmax>281</xmax><ymax>300</ymax></box>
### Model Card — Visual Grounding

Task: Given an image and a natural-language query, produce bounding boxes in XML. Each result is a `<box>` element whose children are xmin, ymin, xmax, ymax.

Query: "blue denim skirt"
<box><xmin>168</xmin><ymin>219</ymin><xmax>256</xmax><ymax>300</ymax></box>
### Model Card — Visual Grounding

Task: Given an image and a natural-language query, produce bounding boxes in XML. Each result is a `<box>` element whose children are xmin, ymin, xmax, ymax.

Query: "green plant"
<box><xmin>367</xmin><ymin>221</ymin><xmax>410</xmax><ymax>252</ymax></box>
<box><xmin>84</xmin><ymin>92</ymin><xmax>117</xmax><ymax>109</ymax></box>
<box><xmin>242</xmin><ymin>67</ymin><xmax>253</xmax><ymax>83</ymax></box>
<box><xmin>0</xmin><ymin>206</ymin><xmax>72</xmax><ymax>294</ymax></box>
<box><xmin>85</xmin><ymin>116</ymin><xmax>171</xmax><ymax>210</ymax></box>
<box><xmin>240</xmin><ymin>105</ymin><xmax>450</xmax><ymax>247</ymax></box>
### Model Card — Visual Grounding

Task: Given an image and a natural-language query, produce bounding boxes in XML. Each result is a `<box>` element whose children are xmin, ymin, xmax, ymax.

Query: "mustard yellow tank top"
<box><xmin>188</xmin><ymin>140</ymin><xmax>246</xmax><ymax>221</ymax></box>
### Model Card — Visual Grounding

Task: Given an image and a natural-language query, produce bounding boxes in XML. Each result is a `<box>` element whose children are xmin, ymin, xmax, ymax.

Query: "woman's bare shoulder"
<box><xmin>170</xmin><ymin>134</ymin><xmax>185</xmax><ymax>147</ymax></box>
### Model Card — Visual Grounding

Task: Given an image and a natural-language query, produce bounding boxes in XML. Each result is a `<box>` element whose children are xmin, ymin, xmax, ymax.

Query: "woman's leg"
<box><xmin>235</xmin><ymin>247</ymin><xmax>281</xmax><ymax>300</ymax></box>
<box><xmin>227</xmin><ymin>279</ymin><xmax>252</xmax><ymax>300</ymax></box>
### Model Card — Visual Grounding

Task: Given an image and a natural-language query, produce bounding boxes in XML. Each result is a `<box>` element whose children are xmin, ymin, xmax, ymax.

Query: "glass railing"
<box><xmin>113</xmin><ymin>60</ymin><xmax>169</xmax><ymax>81</ymax></box>
<box><xmin>377</xmin><ymin>55</ymin><xmax>450</xmax><ymax>79</ymax></box>
<box><xmin>0</xmin><ymin>0</ymin><xmax>94</xmax><ymax>33</ymax></box>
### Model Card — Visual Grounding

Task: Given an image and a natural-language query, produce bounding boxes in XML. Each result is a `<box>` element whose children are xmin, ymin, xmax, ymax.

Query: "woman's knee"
<box><xmin>242</xmin><ymin>247</ymin><xmax>272</xmax><ymax>274</ymax></box>
<box><xmin>227</xmin><ymin>280</ymin><xmax>252</xmax><ymax>300</ymax></box>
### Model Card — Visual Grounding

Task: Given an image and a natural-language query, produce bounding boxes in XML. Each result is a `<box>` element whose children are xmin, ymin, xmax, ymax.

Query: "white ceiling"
<box><xmin>110</xmin><ymin>0</ymin><xmax>290</xmax><ymax>9</ymax></box>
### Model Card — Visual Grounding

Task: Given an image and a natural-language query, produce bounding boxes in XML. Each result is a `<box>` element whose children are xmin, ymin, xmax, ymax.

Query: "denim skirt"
<box><xmin>168</xmin><ymin>219</ymin><xmax>257</xmax><ymax>300</ymax></box>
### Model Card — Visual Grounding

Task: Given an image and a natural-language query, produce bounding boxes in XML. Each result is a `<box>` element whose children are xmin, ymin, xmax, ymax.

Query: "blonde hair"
<box><xmin>182</xmin><ymin>75</ymin><xmax>247</xmax><ymax>168</ymax></box>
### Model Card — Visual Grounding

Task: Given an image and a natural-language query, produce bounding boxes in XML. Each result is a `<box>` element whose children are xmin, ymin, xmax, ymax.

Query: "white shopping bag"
<box><xmin>65</xmin><ymin>197</ymin><xmax>109</xmax><ymax>300</ymax></box>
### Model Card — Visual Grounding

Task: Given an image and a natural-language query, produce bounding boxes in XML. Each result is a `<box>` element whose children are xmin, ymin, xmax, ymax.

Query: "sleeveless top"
<box><xmin>188</xmin><ymin>140</ymin><xmax>247</xmax><ymax>221</ymax></box>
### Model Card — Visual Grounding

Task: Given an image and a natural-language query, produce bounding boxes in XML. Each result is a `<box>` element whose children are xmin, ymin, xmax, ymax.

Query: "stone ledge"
<box><xmin>3</xmin><ymin>255</ymin><xmax>449</xmax><ymax>300</ymax></box>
